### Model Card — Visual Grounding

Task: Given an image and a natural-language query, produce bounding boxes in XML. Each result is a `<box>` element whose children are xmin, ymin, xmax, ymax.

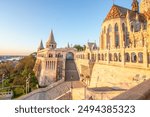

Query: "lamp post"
<box><xmin>1</xmin><ymin>74</ymin><xmax>6</xmax><ymax>89</ymax></box>
<box><xmin>26</xmin><ymin>73</ymin><xmax>31</xmax><ymax>94</ymax></box>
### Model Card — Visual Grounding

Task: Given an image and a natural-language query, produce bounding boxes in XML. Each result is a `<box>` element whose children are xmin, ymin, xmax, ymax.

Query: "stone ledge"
<box><xmin>17</xmin><ymin>79</ymin><xmax>64</xmax><ymax>100</ymax></box>
<box><xmin>112</xmin><ymin>79</ymin><xmax>150</xmax><ymax>100</ymax></box>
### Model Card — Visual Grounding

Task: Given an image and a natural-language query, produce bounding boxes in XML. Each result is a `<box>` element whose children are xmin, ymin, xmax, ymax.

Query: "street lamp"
<box><xmin>2</xmin><ymin>74</ymin><xmax>5</xmax><ymax>89</ymax></box>
<box><xmin>26</xmin><ymin>73</ymin><xmax>31</xmax><ymax>94</ymax></box>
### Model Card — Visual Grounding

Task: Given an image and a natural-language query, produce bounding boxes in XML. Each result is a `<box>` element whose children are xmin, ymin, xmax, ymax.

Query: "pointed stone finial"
<box><xmin>126</xmin><ymin>10</ymin><xmax>130</xmax><ymax>19</ymax></box>
<box><xmin>136</xmin><ymin>13</ymin><xmax>139</xmax><ymax>21</ymax></box>
<box><xmin>67</xmin><ymin>42</ymin><xmax>70</xmax><ymax>48</ymax></box>
<box><xmin>132</xmin><ymin>0</ymin><xmax>139</xmax><ymax>12</ymax></box>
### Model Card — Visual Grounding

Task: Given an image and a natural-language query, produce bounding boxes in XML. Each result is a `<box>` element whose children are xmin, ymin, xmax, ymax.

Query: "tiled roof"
<box><xmin>104</xmin><ymin>5</ymin><xmax>146</xmax><ymax>22</ymax></box>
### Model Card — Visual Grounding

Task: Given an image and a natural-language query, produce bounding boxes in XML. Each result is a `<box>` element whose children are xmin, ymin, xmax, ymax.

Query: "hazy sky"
<box><xmin>0</xmin><ymin>0</ymin><xmax>141</xmax><ymax>55</ymax></box>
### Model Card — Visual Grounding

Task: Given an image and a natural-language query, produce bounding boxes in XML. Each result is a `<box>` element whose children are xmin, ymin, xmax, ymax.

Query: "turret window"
<box><xmin>122</xmin><ymin>23</ymin><xmax>125</xmax><ymax>32</ymax></box>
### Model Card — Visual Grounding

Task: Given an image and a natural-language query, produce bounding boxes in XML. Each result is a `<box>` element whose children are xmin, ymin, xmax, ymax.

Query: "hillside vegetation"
<box><xmin>0</xmin><ymin>55</ymin><xmax>38</xmax><ymax>98</ymax></box>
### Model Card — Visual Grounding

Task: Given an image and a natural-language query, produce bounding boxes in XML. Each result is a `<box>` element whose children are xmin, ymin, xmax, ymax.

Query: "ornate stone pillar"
<box><xmin>143</xmin><ymin>42</ymin><xmax>148</xmax><ymax>68</ymax></box>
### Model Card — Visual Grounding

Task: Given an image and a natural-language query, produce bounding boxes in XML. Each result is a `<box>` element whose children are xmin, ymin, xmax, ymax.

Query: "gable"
<box><xmin>104</xmin><ymin>5</ymin><xmax>127</xmax><ymax>22</ymax></box>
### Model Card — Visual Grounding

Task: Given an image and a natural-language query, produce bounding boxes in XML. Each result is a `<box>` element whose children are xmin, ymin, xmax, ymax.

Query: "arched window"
<box><xmin>114</xmin><ymin>53</ymin><xmax>118</xmax><ymax>61</ymax></box>
<box><xmin>101</xmin><ymin>54</ymin><xmax>104</xmax><ymax>61</ymax></box>
<box><xmin>122</xmin><ymin>23</ymin><xmax>125</xmax><ymax>32</ymax></box>
<box><xmin>115</xmin><ymin>23</ymin><xmax>119</xmax><ymax>32</ymax></box>
<box><xmin>106</xmin><ymin>24</ymin><xmax>112</xmax><ymax>49</ymax></box>
<box><xmin>98</xmin><ymin>54</ymin><xmax>100</xmax><ymax>60</ymax></box>
<box><xmin>118</xmin><ymin>53</ymin><xmax>121</xmax><ymax>62</ymax></box>
<box><xmin>108</xmin><ymin>24</ymin><xmax>112</xmax><ymax>33</ymax></box>
<box><xmin>105</xmin><ymin>53</ymin><xmax>107</xmax><ymax>61</ymax></box>
<box><xmin>49</xmin><ymin>54</ymin><xmax>53</xmax><ymax>58</ymax></box>
<box><xmin>115</xmin><ymin>23</ymin><xmax>119</xmax><ymax>48</ymax></box>
<box><xmin>109</xmin><ymin>53</ymin><xmax>112</xmax><ymax>61</ymax></box>
<box><xmin>138</xmin><ymin>52</ymin><xmax>143</xmax><ymax>63</ymax></box>
<box><xmin>131</xmin><ymin>52</ymin><xmax>137</xmax><ymax>63</ymax></box>
<box><xmin>125</xmin><ymin>53</ymin><xmax>130</xmax><ymax>62</ymax></box>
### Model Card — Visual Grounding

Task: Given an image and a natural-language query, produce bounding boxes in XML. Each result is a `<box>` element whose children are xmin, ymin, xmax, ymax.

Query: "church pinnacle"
<box><xmin>38</xmin><ymin>40</ymin><xmax>44</xmax><ymax>51</ymax></box>
<box><xmin>46</xmin><ymin>30</ymin><xmax>57</xmax><ymax>49</ymax></box>
<box><xmin>132</xmin><ymin>0</ymin><xmax>139</xmax><ymax>12</ymax></box>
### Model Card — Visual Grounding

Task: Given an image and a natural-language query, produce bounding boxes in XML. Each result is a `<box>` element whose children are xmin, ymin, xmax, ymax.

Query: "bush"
<box><xmin>13</xmin><ymin>87</ymin><xmax>24</xmax><ymax>98</ymax></box>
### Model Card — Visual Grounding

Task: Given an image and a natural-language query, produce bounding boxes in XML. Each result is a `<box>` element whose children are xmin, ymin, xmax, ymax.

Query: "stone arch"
<box><xmin>138</xmin><ymin>52</ymin><xmax>143</xmax><ymax>63</ymax></box>
<box><xmin>66</xmin><ymin>52</ymin><xmax>74</xmax><ymax>60</ymax></box>
<box><xmin>49</xmin><ymin>54</ymin><xmax>53</xmax><ymax>58</ymax></box>
<box><xmin>125</xmin><ymin>53</ymin><xmax>130</xmax><ymax>62</ymax></box>
<box><xmin>57</xmin><ymin>53</ymin><xmax>62</xmax><ymax>58</ymax></box>
<box><xmin>109</xmin><ymin>53</ymin><xmax>112</xmax><ymax>61</ymax></box>
<box><xmin>105</xmin><ymin>53</ymin><xmax>107</xmax><ymax>61</ymax></box>
<box><xmin>118</xmin><ymin>53</ymin><xmax>121</xmax><ymax>62</ymax></box>
<box><xmin>101</xmin><ymin>54</ymin><xmax>104</xmax><ymax>61</ymax></box>
<box><xmin>131</xmin><ymin>52</ymin><xmax>137</xmax><ymax>63</ymax></box>
<box><xmin>114</xmin><ymin>53</ymin><xmax>118</xmax><ymax>61</ymax></box>
<box><xmin>98</xmin><ymin>54</ymin><xmax>100</xmax><ymax>60</ymax></box>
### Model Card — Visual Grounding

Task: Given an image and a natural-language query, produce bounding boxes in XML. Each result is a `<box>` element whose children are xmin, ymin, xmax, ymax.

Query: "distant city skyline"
<box><xmin>0</xmin><ymin>0</ymin><xmax>141</xmax><ymax>55</ymax></box>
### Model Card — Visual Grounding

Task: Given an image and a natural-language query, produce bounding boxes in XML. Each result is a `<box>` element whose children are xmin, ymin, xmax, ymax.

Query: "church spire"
<box><xmin>132</xmin><ymin>0</ymin><xmax>139</xmax><ymax>12</ymax></box>
<box><xmin>38</xmin><ymin>40</ymin><xmax>44</xmax><ymax>51</ymax></box>
<box><xmin>46</xmin><ymin>30</ymin><xmax>57</xmax><ymax>49</ymax></box>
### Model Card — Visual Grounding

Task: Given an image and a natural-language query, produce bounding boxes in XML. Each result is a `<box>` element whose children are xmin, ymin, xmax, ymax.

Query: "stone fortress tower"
<box><xmin>34</xmin><ymin>30</ymin><xmax>78</xmax><ymax>86</ymax></box>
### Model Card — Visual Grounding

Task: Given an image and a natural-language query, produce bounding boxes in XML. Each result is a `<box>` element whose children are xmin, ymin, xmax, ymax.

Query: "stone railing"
<box><xmin>17</xmin><ymin>79</ymin><xmax>64</xmax><ymax>100</ymax></box>
<box><xmin>112</xmin><ymin>79</ymin><xmax>150</xmax><ymax>100</ymax></box>
<box><xmin>0</xmin><ymin>91</ymin><xmax>13</xmax><ymax>100</ymax></box>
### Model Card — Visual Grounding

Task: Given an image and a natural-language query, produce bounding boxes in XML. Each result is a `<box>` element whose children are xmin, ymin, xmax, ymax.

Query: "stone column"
<box><xmin>96</xmin><ymin>50</ymin><xmax>100</xmax><ymax>63</ymax></box>
<box><xmin>143</xmin><ymin>43</ymin><xmax>148</xmax><ymax>68</ymax></box>
<box><xmin>121</xmin><ymin>43</ymin><xmax>125</xmax><ymax>67</ymax></box>
<box><xmin>107</xmin><ymin>44</ymin><xmax>110</xmax><ymax>64</ymax></box>
<box><xmin>112</xmin><ymin>31</ymin><xmax>115</xmax><ymax>49</ymax></box>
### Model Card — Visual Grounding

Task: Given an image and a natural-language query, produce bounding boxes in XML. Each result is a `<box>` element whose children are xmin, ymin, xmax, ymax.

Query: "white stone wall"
<box><xmin>90</xmin><ymin>63</ymin><xmax>150</xmax><ymax>89</ymax></box>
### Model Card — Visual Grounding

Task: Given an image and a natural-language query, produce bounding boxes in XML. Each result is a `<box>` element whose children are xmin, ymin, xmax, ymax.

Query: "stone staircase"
<box><xmin>17</xmin><ymin>80</ymin><xmax>71</xmax><ymax>100</ymax></box>
<box><xmin>65</xmin><ymin>60</ymin><xmax>80</xmax><ymax>81</ymax></box>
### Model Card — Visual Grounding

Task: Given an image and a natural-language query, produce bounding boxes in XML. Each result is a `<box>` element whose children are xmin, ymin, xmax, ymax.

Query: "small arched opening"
<box><xmin>66</xmin><ymin>52</ymin><xmax>74</xmax><ymax>60</ymax></box>
<box><xmin>131</xmin><ymin>52</ymin><xmax>137</xmax><ymax>63</ymax></box>
<box><xmin>109</xmin><ymin>53</ymin><xmax>112</xmax><ymax>61</ymax></box>
<box><xmin>125</xmin><ymin>53</ymin><xmax>130</xmax><ymax>62</ymax></box>
<box><xmin>114</xmin><ymin>53</ymin><xmax>118</xmax><ymax>61</ymax></box>
<box><xmin>138</xmin><ymin>52</ymin><xmax>143</xmax><ymax>63</ymax></box>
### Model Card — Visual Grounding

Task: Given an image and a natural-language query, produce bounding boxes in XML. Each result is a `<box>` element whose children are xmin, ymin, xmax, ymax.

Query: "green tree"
<box><xmin>73</xmin><ymin>45</ymin><xmax>85</xmax><ymax>51</ymax></box>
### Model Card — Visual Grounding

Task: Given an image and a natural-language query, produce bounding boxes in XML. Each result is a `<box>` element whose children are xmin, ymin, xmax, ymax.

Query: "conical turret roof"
<box><xmin>47</xmin><ymin>30</ymin><xmax>56</xmax><ymax>44</ymax></box>
<box><xmin>38</xmin><ymin>40</ymin><xmax>44</xmax><ymax>50</ymax></box>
